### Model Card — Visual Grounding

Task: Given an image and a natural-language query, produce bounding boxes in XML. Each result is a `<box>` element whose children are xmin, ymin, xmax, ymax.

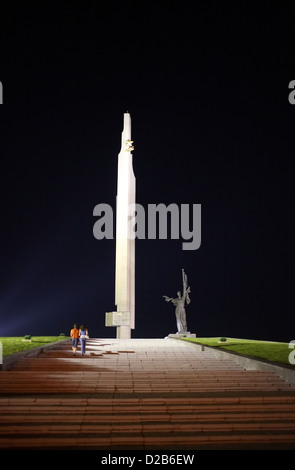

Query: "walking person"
<box><xmin>79</xmin><ymin>324</ymin><xmax>89</xmax><ymax>356</ymax></box>
<box><xmin>70</xmin><ymin>323</ymin><xmax>80</xmax><ymax>355</ymax></box>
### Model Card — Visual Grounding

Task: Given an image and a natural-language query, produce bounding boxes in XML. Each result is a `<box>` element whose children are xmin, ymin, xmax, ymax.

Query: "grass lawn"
<box><xmin>0</xmin><ymin>336</ymin><xmax>69</xmax><ymax>356</ymax></box>
<box><xmin>182</xmin><ymin>337</ymin><xmax>294</xmax><ymax>367</ymax></box>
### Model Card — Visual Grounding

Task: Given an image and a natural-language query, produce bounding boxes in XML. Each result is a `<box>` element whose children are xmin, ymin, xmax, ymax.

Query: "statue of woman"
<box><xmin>163</xmin><ymin>269</ymin><xmax>191</xmax><ymax>334</ymax></box>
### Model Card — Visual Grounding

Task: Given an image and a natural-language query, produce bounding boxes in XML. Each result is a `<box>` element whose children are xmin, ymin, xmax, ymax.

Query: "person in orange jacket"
<box><xmin>70</xmin><ymin>323</ymin><xmax>80</xmax><ymax>355</ymax></box>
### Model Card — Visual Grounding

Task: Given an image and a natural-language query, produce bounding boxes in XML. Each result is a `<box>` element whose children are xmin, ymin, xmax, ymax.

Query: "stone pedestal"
<box><xmin>117</xmin><ymin>326</ymin><xmax>131</xmax><ymax>339</ymax></box>
<box><xmin>167</xmin><ymin>332</ymin><xmax>196</xmax><ymax>339</ymax></box>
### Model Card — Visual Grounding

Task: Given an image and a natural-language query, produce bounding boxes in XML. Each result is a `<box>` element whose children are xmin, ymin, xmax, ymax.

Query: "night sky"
<box><xmin>0</xmin><ymin>2</ymin><xmax>294</xmax><ymax>342</ymax></box>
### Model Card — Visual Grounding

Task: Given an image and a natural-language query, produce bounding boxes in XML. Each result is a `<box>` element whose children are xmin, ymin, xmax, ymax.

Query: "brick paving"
<box><xmin>0</xmin><ymin>338</ymin><xmax>295</xmax><ymax>449</ymax></box>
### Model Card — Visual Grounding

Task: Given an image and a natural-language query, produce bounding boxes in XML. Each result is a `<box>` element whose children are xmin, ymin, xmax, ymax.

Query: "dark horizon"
<box><xmin>0</xmin><ymin>2</ymin><xmax>294</xmax><ymax>343</ymax></box>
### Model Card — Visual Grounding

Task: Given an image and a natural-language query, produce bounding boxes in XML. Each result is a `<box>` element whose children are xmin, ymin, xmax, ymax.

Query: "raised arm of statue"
<box><xmin>186</xmin><ymin>286</ymin><xmax>191</xmax><ymax>305</ymax></box>
<box><xmin>182</xmin><ymin>269</ymin><xmax>187</xmax><ymax>289</ymax></box>
<box><xmin>181</xmin><ymin>269</ymin><xmax>188</xmax><ymax>299</ymax></box>
<box><xmin>182</xmin><ymin>269</ymin><xmax>191</xmax><ymax>304</ymax></box>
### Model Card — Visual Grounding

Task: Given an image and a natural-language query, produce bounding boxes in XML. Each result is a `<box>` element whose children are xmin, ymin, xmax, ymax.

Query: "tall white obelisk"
<box><xmin>115</xmin><ymin>112</ymin><xmax>135</xmax><ymax>339</ymax></box>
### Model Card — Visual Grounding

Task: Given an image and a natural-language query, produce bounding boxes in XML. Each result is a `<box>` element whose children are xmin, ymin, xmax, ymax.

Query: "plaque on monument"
<box><xmin>105</xmin><ymin>311</ymin><xmax>130</xmax><ymax>327</ymax></box>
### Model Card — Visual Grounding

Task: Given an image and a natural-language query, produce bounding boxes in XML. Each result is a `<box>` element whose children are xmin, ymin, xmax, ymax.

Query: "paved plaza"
<box><xmin>1</xmin><ymin>338</ymin><xmax>295</xmax><ymax>449</ymax></box>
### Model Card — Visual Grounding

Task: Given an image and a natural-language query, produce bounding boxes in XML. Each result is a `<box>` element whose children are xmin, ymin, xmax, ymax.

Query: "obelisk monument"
<box><xmin>114</xmin><ymin>112</ymin><xmax>135</xmax><ymax>339</ymax></box>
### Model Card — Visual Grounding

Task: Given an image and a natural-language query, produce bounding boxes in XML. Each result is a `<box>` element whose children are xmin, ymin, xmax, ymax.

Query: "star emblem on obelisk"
<box><xmin>124</xmin><ymin>139</ymin><xmax>134</xmax><ymax>152</ymax></box>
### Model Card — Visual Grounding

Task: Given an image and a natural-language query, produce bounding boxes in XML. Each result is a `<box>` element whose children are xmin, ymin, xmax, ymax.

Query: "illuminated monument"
<box><xmin>106</xmin><ymin>113</ymin><xmax>135</xmax><ymax>339</ymax></box>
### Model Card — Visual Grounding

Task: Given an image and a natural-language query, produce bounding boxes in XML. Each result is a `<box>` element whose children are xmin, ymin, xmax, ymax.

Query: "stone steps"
<box><xmin>1</xmin><ymin>396</ymin><xmax>295</xmax><ymax>449</ymax></box>
<box><xmin>0</xmin><ymin>368</ymin><xmax>291</xmax><ymax>394</ymax></box>
<box><xmin>1</xmin><ymin>338</ymin><xmax>295</xmax><ymax>449</ymax></box>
